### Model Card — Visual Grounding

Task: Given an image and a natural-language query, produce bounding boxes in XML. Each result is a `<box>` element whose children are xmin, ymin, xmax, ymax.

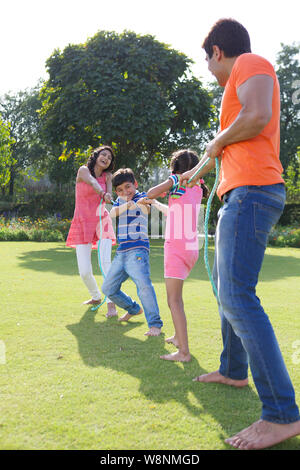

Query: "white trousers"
<box><xmin>76</xmin><ymin>239</ymin><xmax>113</xmax><ymax>302</ymax></box>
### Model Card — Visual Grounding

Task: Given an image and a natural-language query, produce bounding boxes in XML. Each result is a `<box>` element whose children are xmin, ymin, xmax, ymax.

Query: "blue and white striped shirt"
<box><xmin>113</xmin><ymin>191</ymin><xmax>150</xmax><ymax>252</ymax></box>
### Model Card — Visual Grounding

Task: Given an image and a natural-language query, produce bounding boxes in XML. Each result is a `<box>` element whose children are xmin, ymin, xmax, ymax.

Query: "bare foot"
<box><xmin>106</xmin><ymin>303</ymin><xmax>118</xmax><ymax>318</ymax></box>
<box><xmin>193</xmin><ymin>370</ymin><xmax>248</xmax><ymax>388</ymax></box>
<box><xmin>225</xmin><ymin>419</ymin><xmax>300</xmax><ymax>450</ymax></box>
<box><xmin>144</xmin><ymin>327</ymin><xmax>161</xmax><ymax>336</ymax></box>
<box><xmin>118</xmin><ymin>309</ymin><xmax>143</xmax><ymax>322</ymax></box>
<box><xmin>160</xmin><ymin>351</ymin><xmax>191</xmax><ymax>362</ymax></box>
<box><xmin>165</xmin><ymin>335</ymin><xmax>179</xmax><ymax>348</ymax></box>
<box><xmin>83</xmin><ymin>298</ymin><xmax>102</xmax><ymax>305</ymax></box>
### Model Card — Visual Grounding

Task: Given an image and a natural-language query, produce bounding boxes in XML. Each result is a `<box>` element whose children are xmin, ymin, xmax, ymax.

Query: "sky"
<box><xmin>1</xmin><ymin>0</ymin><xmax>299</xmax><ymax>96</ymax></box>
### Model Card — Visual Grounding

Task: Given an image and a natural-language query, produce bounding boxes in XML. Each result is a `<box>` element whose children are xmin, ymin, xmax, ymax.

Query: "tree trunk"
<box><xmin>9</xmin><ymin>166</ymin><xmax>15</xmax><ymax>196</ymax></box>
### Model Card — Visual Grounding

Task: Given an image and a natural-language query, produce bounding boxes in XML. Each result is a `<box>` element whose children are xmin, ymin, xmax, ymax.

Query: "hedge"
<box><xmin>0</xmin><ymin>191</ymin><xmax>75</xmax><ymax>219</ymax></box>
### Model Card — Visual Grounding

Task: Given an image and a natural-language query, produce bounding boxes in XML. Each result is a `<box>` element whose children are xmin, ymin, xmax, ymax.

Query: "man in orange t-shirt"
<box><xmin>217</xmin><ymin>52</ymin><xmax>284</xmax><ymax>198</ymax></box>
<box><xmin>181</xmin><ymin>19</ymin><xmax>300</xmax><ymax>450</ymax></box>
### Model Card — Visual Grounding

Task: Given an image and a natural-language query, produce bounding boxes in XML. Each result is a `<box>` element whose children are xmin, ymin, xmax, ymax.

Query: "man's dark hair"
<box><xmin>202</xmin><ymin>18</ymin><xmax>251</xmax><ymax>58</ymax></box>
<box><xmin>112</xmin><ymin>168</ymin><xmax>135</xmax><ymax>188</ymax></box>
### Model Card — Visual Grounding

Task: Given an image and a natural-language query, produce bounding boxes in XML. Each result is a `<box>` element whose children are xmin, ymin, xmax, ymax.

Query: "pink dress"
<box><xmin>66</xmin><ymin>172</ymin><xmax>116</xmax><ymax>249</ymax></box>
<box><xmin>164</xmin><ymin>185</ymin><xmax>203</xmax><ymax>280</ymax></box>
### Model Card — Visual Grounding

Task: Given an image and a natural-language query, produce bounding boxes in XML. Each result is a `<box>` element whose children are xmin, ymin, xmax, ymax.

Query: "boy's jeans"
<box><xmin>102</xmin><ymin>248</ymin><xmax>163</xmax><ymax>329</ymax></box>
<box><xmin>213</xmin><ymin>183</ymin><xmax>300</xmax><ymax>424</ymax></box>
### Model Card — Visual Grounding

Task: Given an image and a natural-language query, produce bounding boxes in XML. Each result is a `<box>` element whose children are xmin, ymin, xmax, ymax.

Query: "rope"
<box><xmin>90</xmin><ymin>197</ymin><xmax>109</xmax><ymax>312</ymax></box>
<box><xmin>188</xmin><ymin>156</ymin><xmax>220</xmax><ymax>301</ymax></box>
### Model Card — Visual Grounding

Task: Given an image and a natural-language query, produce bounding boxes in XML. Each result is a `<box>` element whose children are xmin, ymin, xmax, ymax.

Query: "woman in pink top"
<box><xmin>66</xmin><ymin>146</ymin><xmax>117</xmax><ymax>317</ymax></box>
<box><xmin>146</xmin><ymin>150</ymin><xmax>208</xmax><ymax>362</ymax></box>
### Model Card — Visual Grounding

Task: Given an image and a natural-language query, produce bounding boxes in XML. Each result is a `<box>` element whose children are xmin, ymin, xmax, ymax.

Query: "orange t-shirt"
<box><xmin>217</xmin><ymin>53</ymin><xmax>284</xmax><ymax>199</ymax></box>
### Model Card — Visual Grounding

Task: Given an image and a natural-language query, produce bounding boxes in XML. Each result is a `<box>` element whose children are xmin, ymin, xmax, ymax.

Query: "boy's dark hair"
<box><xmin>87</xmin><ymin>145</ymin><xmax>115</xmax><ymax>177</ymax></box>
<box><xmin>112</xmin><ymin>168</ymin><xmax>135</xmax><ymax>188</ymax></box>
<box><xmin>170</xmin><ymin>149</ymin><xmax>209</xmax><ymax>198</ymax></box>
<box><xmin>202</xmin><ymin>18</ymin><xmax>251</xmax><ymax>59</ymax></box>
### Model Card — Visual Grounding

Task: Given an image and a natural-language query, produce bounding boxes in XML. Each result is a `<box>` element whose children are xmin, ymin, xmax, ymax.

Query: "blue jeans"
<box><xmin>102</xmin><ymin>248</ymin><xmax>163</xmax><ymax>329</ymax></box>
<box><xmin>213</xmin><ymin>183</ymin><xmax>300</xmax><ymax>424</ymax></box>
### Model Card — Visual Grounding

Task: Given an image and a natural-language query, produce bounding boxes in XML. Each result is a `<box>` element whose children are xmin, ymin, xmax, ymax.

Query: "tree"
<box><xmin>39</xmin><ymin>30</ymin><xmax>212</xmax><ymax>177</ymax></box>
<box><xmin>0</xmin><ymin>117</ymin><xmax>15</xmax><ymax>190</ymax></box>
<box><xmin>275</xmin><ymin>43</ymin><xmax>300</xmax><ymax>172</ymax></box>
<box><xmin>285</xmin><ymin>147</ymin><xmax>300</xmax><ymax>202</ymax></box>
<box><xmin>0</xmin><ymin>84</ymin><xmax>48</xmax><ymax>196</ymax></box>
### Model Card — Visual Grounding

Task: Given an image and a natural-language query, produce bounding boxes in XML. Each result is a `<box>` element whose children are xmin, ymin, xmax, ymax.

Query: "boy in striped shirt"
<box><xmin>102</xmin><ymin>168</ymin><xmax>163</xmax><ymax>336</ymax></box>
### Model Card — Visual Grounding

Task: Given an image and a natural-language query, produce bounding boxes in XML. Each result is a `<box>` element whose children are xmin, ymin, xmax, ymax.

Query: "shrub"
<box><xmin>40</xmin><ymin>229</ymin><xmax>64</xmax><ymax>242</ymax></box>
<box><xmin>269</xmin><ymin>226</ymin><xmax>300</xmax><ymax>248</ymax></box>
<box><xmin>278</xmin><ymin>203</ymin><xmax>300</xmax><ymax>226</ymax></box>
<box><xmin>18</xmin><ymin>191</ymin><xmax>75</xmax><ymax>219</ymax></box>
<box><xmin>0</xmin><ymin>216</ymin><xmax>71</xmax><ymax>242</ymax></box>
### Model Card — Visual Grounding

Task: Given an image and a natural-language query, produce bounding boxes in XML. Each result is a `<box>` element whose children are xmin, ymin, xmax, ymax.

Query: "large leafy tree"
<box><xmin>275</xmin><ymin>42</ymin><xmax>300</xmax><ymax>172</ymax></box>
<box><xmin>0</xmin><ymin>85</ymin><xmax>47</xmax><ymax>196</ymax></box>
<box><xmin>39</xmin><ymin>30</ymin><xmax>212</xmax><ymax>176</ymax></box>
<box><xmin>0</xmin><ymin>117</ymin><xmax>15</xmax><ymax>190</ymax></box>
<box><xmin>285</xmin><ymin>148</ymin><xmax>300</xmax><ymax>202</ymax></box>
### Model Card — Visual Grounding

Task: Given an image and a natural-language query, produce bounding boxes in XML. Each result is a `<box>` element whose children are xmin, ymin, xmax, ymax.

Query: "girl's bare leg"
<box><xmin>160</xmin><ymin>278</ymin><xmax>191</xmax><ymax>362</ymax></box>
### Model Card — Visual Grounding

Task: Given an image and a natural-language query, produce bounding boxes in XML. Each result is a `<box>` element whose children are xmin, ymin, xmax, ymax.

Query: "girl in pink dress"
<box><xmin>66</xmin><ymin>146</ymin><xmax>117</xmax><ymax>317</ymax></box>
<box><xmin>146</xmin><ymin>150</ymin><xmax>208</xmax><ymax>362</ymax></box>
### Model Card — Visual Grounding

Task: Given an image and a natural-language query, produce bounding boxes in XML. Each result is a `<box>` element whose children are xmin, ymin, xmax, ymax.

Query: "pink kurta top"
<box><xmin>165</xmin><ymin>185</ymin><xmax>203</xmax><ymax>251</ymax></box>
<box><xmin>66</xmin><ymin>172</ymin><xmax>116</xmax><ymax>249</ymax></box>
<box><xmin>163</xmin><ymin>185</ymin><xmax>203</xmax><ymax>280</ymax></box>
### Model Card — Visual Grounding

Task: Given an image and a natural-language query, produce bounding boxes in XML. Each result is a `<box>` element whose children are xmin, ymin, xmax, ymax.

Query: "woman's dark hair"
<box><xmin>170</xmin><ymin>149</ymin><xmax>209</xmax><ymax>198</ymax></box>
<box><xmin>87</xmin><ymin>145</ymin><xmax>115</xmax><ymax>177</ymax></box>
<box><xmin>202</xmin><ymin>18</ymin><xmax>251</xmax><ymax>58</ymax></box>
<box><xmin>112</xmin><ymin>168</ymin><xmax>135</xmax><ymax>188</ymax></box>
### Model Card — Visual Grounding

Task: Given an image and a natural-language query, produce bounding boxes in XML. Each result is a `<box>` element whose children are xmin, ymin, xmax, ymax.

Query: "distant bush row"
<box><xmin>0</xmin><ymin>192</ymin><xmax>299</xmax><ymax>227</ymax></box>
<box><xmin>0</xmin><ymin>227</ymin><xmax>64</xmax><ymax>242</ymax></box>
<box><xmin>0</xmin><ymin>216</ymin><xmax>70</xmax><ymax>242</ymax></box>
<box><xmin>268</xmin><ymin>225</ymin><xmax>300</xmax><ymax>248</ymax></box>
<box><xmin>0</xmin><ymin>191</ymin><xmax>75</xmax><ymax>219</ymax></box>
<box><xmin>0</xmin><ymin>216</ymin><xmax>299</xmax><ymax>248</ymax></box>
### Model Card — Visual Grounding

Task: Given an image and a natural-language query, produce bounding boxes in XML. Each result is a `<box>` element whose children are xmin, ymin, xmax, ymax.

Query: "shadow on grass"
<box><xmin>16</xmin><ymin>245</ymin><xmax>86</xmax><ymax>276</ymax></box>
<box><xmin>66</xmin><ymin>308</ymin><xmax>300</xmax><ymax>450</ymax></box>
<box><xmin>16</xmin><ymin>242</ymin><xmax>300</xmax><ymax>284</ymax></box>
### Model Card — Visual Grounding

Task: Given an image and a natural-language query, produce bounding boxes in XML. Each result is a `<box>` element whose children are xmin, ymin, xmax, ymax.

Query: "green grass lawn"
<box><xmin>1</xmin><ymin>240</ymin><xmax>300</xmax><ymax>450</ymax></box>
